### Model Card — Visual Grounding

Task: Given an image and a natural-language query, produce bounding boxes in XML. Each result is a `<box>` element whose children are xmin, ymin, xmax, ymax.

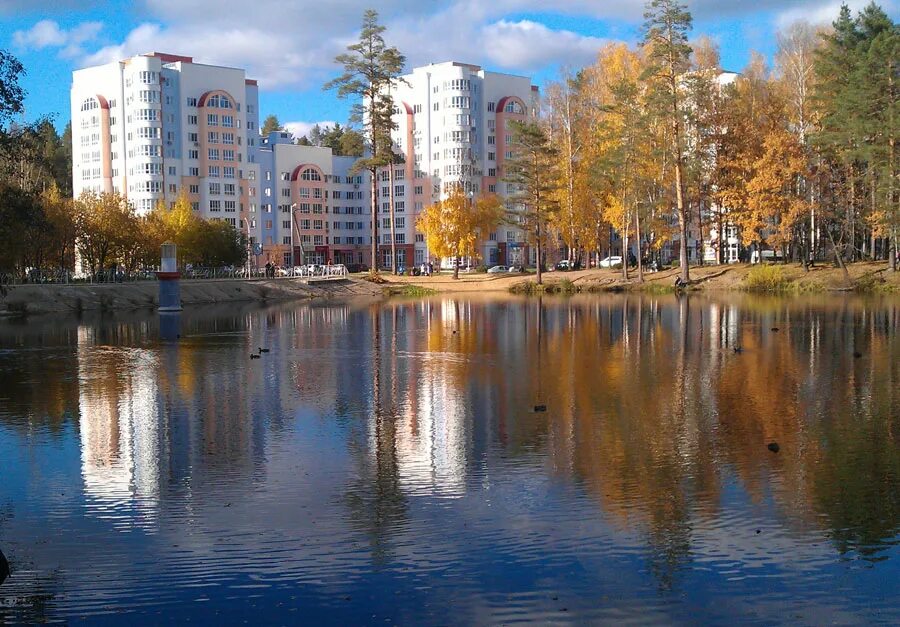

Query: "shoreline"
<box><xmin>383</xmin><ymin>261</ymin><xmax>900</xmax><ymax>296</ymax></box>
<box><xmin>2</xmin><ymin>262</ymin><xmax>897</xmax><ymax>317</ymax></box>
<box><xmin>0</xmin><ymin>277</ymin><xmax>384</xmax><ymax>317</ymax></box>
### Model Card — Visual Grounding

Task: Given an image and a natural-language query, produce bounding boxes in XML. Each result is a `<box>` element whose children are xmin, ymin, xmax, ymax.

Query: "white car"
<box><xmin>487</xmin><ymin>265</ymin><xmax>508</xmax><ymax>274</ymax></box>
<box><xmin>599</xmin><ymin>256</ymin><xmax>623</xmax><ymax>268</ymax></box>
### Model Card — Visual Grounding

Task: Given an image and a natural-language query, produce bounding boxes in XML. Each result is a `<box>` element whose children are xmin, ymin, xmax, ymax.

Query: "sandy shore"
<box><xmin>380</xmin><ymin>262</ymin><xmax>900</xmax><ymax>293</ymax></box>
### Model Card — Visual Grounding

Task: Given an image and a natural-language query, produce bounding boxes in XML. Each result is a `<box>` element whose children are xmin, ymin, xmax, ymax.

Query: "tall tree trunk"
<box><xmin>389</xmin><ymin>162</ymin><xmax>397</xmax><ymax>273</ymax></box>
<box><xmin>674</xmin><ymin>133</ymin><xmax>689</xmax><ymax>281</ymax></box>
<box><xmin>370</xmin><ymin>167</ymin><xmax>378</xmax><ymax>271</ymax></box>
<box><xmin>635</xmin><ymin>205</ymin><xmax>644</xmax><ymax>283</ymax></box>
<box><xmin>536</xmin><ymin>218</ymin><xmax>543</xmax><ymax>286</ymax></box>
<box><xmin>848</xmin><ymin>167</ymin><xmax>856</xmax><ymax>262</ymax></box>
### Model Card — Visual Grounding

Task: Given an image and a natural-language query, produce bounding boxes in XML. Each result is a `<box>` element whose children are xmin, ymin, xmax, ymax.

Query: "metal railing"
<box><xmin>1</xmin><ymin>264</ymin><xmax>350</xmax><ymax>285</ymax></box>
<box><xmin>290</xmin><ymin>264</ymin><xmax>348</xmax><ymax>279</ymax></box>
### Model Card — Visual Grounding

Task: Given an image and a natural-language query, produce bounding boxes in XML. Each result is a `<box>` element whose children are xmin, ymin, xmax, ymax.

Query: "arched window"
<box><xmin>81</xmin><ymin>98</ymin><xmax>99</xmax><ymax>112</ymax></box>
<box><xmin>504</xmin><ymin>100</ymin><xmax>524</xmax><ymax>114</ymax></box>
<box><xmin>301</xmin><ymin>168</ymin><xmax>321</xmax><ymax>181</ymax></box>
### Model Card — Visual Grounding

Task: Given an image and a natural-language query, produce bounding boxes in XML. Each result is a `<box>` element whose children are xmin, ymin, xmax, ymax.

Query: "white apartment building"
<box><xmin>255</xmin><ymin>131</ymin><xmax>372</xmax><ymax>269</ymax></box>
<box><xmin>71</xmin><ymin>52</ymin><xmax>261</xmax><ymax>245</ymax></box>
<box><xmin>383</xmin><ymin>62</ymin><xmax>539</xmax><ymax>269</ymax></box>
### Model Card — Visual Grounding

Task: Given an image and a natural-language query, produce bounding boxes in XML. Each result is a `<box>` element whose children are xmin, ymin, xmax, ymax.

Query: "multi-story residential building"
<box><xmin>254</xmin><ymin>131</ymin><xmax>372</xmax><ymax>269</ymax></box>
<box><xmin>71</xmin><ymin>52</ymin><xmax>261</xmax><ymax>249</ymax></box>
<box><xmin>384</xmin><ymin>61</ymin><xmax>540</xmax><ymax>269</ymax></box>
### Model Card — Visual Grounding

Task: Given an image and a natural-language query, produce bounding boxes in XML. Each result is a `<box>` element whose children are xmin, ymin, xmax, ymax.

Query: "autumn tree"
<box><xmin>73</xmin><ymin>191</ymin><xmax>138</xmax><ymax>276</ymax></box>
<box><xmin>416</xmin><ymin>187</ymin><xmax>502</xmax><ymax>279</ymax></box>
<box><xmin>504</xmin><ymin>120</ymin><xmax>560</xmax><ymax>285</ymax></box>
<box><xmin>546</xmin><ymin>70</ymin><xmax>594</xmax><ymax>266</ymax></box>
<box><xmin>642</xmin><ymin>0</ymin><xmax>694</xmax><ymax>282</ymax></box>
<box><xmin>324</xmin><ymin>9</ymin><xmax>406</xmax><ymax>272</ymax></box>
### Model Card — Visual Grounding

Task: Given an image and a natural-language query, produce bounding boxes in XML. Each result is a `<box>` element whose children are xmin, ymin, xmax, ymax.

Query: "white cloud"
<box><xmin>774</xmin><ymin>0</ymin><xmax>893</xmax><ymax>28</ymax></box>
<box><xmin>12</xmin><ymin>19</ymin><xmax>102</xmax><ymax>59</ymax></box>
<box><xmin>482</xmin><ymin>20</ymin><xmax>605</xmax><ymax>69</ymax></box>
<box><xmin>283</xmin><ymin>121</ymin><xmax>338</xmax><ymax>140</ymax></box>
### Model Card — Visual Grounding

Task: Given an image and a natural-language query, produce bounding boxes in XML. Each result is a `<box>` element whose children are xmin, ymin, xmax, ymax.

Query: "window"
<box><xmin>209</xmin><ymin>166</ymin><xmax>220</xmax><ymax>177</ymax></box>
<box><xmin>223</xmin><ymin>149</ymin><xmax>235</xmax><ymax>161</ymax></box>
<box><xmin>210</xmin><ymin>200</ymin><xmax>221</xmax><ymax>212</ymax></box>
<box><xmin>281</xmin><ymin>188</ymin><xmax>291</xmax><ymax>198</ymax></box>
<box><xmin>222</xmin><ymin>132</ymin><xmax>234</xmax><ymax>145</ymax></box>
<box><xmin>209</xmin><ymin>182</ymin><xmax>221</xmax><ymax>195</ymax></box>
<box><xmin>208</xmin><ymin>148</ymin><xmax>220</xmax><ymax>161</ymax></box>
<box><xmin>282</xmin><ymin>220</ymin><xmax>291</xmax><ymax>229</ymax></box>
<box><xmin>207</xmin><ymin>114</ymin><xmax>219</xmax><ymax>126</ymax></box>
<box><xmin>313</xmin><ymin>219</ymin><xmax>323</xmax><ymax>229</ymax></box>
<box><xmin>488</xmin><ymin>151</ymin><xmax>495</xmax><ymax>161</ymax></box>
<box><xmin>225</xmin><ymin>201</ymin><xmax>236</xmax><ymax>212</ymax></box>
<box><xmin>489</xmin><ymin>184</ymin><xmax>497</xmax><ymax>193</ymax></box>
<box><xmin>189</xmin><ymin>149</ymin><xmax>199</xmax><ymax>160</ymax></box>
<box><xmin>433</xmin><ymin>102</ymin><xmax>439</xmax><ymax>111</ymax></box>
<box><xmin>283</xmin><ymin>237</ymin><xmax>292</xmax><ymax>245</ymax></box>
<box><xmin>415</xmin><ymin>233</ymin><xmax>424</xmax><ymax>243</ymax></box>
<box><xmin>208</xmin><ymin>131</ymin><xmax>219</xmax><ymax>143</ymax></box>
<box><xmin>222</xmin><ymin>115</ymin><xmax>234</xmax><ymax>128</ymax></box>
<box><xmin>300</xmin><ymin>168</ymin><xmax>321</xmax><ymax>181</ymax></box>
<box><xmin>189</xmin><ymin>184</ymin><xmax>199</xmax><ymax>194</ymax></box>
<box><xmin>488</xmin><ymin>168</ymin><xmax>496</xmax><ymax>177</ymax></box>
<box><xmin>189</xmin><ymin>167</ymin><xmax>199</xmax><ymax>176</ymax></box>
<box><xmin>224</xmin><ymin>183</ymin><xmax>236</xmax><ymax>196</ymax></box>
<box><xmin>223</xmin><ymin>167</ymin><xmax>235</xmax><ymax>178</ymax></box>
<box><xmin>188</xmin><ymin>115</ymin><xmax>198</xmax><ymax>125</ymax></box>
<box><xmin>187</xmin><ymin>97</ymin><xmax>197</xmax><ymax>107</ymax></box>
<box><xmin>504</xmin><ymin>100</ymin><xmax>524</xmax><ymax>114</ymax></box>
<box><xmin>488</xmin><ymin>135</ymin><xmax>495</xmax><ymax>145</ymax></box>
<box><xmin>395</xmin><ymin>201</ymin><xmax>405</xmax><ymax>212</ymax></box>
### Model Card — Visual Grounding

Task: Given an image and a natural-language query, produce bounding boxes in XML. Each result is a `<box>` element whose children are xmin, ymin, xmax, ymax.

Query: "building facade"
<box><xmin>254</xmin><ymin>131</ymin><xmax>372</xmax><ymax>269</ymax></box>
<box><xmin>71</xmin><ymin>52</ymin><xmax>262</xmax><ymax>250</ymax></box>
<box><xmin>384</xmin><ymin>62</ymin><xmax>540</xmax><ymax>269</ymax></box>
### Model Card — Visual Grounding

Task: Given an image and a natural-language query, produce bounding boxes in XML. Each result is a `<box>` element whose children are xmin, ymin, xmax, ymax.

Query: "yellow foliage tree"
<box><xmin>415</xmin><ymin>187</ymin><xmax>503</xmax><ymax>279</ymax></box>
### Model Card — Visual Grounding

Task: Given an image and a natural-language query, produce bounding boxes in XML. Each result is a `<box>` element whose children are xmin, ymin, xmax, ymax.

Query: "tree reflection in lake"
<box><xmin>0</xmin><ymin>295</ymin><xmax>897</xmax><ymax>623</ymax></box>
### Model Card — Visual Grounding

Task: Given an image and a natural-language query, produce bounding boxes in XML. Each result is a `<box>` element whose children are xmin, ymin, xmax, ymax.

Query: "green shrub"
<box><xmin>385</xmin><ymin>284</ymin><xmax>437</xmax><ymax>297</ymax></box>
<box><xmin>744</xmin><ymin>264</ymin><xmax>791</xmax><ymax>292</ymax></box>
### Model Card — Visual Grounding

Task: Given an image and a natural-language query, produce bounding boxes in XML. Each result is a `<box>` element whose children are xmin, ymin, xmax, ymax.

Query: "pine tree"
<box><xmin>324</xmin><ymin>10</ymin><xmax>406</xmax><ymax>272</ymax></box>
<box><xmin>641</xmin><ymin>0</ymin><xmax>694</xmax><ymax>282</ymax></box>
<box><xmin>504</xmin><ymin>120</ymin><xmax>560</xmax><ymax>285</ymax></box>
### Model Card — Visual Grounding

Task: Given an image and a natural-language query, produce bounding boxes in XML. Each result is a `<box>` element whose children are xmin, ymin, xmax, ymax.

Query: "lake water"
<box><xmin>0</xmin><ymin>294</ymin><xmax>898</xmax><ymax>624</ymax></box>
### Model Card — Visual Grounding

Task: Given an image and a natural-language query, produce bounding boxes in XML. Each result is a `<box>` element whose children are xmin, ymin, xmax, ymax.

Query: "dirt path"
<box><xmin>378</xmin><ymin>262</ymin><xmax>900</xmax><ymax>294</ymax></box>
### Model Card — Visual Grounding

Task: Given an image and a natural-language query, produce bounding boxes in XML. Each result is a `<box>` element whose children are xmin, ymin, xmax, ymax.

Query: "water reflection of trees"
<box><xmin>345</xmin><ymin>294</ymin><xmax>898</xmax><ymax>583</ymax></box>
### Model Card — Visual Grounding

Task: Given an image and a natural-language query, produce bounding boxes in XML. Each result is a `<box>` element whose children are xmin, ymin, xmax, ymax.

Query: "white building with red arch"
<box><xmin>71</xmin><ymin>52</ymin><xmax>262</xmax><ymax>250</ymax></box>
<box><xmin>383</xmin><ymin>61</ymin><xmax>540</xmax><ymax>269</ymax></box>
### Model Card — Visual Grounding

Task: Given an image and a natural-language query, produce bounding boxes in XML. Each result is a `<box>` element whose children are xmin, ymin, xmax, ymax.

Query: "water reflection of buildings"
<box><xmin>77</xmin><ymin>325</ymin><xmax>163</xmax><ymax>527</ymax></box>
<box><xmin>74</xmin><ymin>308</ymin><xmax>284</xmax><ymax>528</ymax></box>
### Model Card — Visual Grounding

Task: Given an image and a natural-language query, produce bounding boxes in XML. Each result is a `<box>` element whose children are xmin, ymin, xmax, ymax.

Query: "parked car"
<box><xmin>508</xmin><ymin>265</ymin><xmax>525</xmax><ymax>273</ymax></box>
<box><xmin>555</xmin><ymin>260</ymin><xmax>572</xmax><ymax>271</ymax></box>
<box><xmin>487</xmin><ymin>265</ymin><xmax>508</xmax><ymax>274</ymax></box>
<box><xmin>599</xmin><ymin>256</ymin><xmax>623</xmax><ymax>268</ymax></box>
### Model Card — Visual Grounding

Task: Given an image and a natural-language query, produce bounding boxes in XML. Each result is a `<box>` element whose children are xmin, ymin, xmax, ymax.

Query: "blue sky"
<box><xmin>2</xmin><ymin>0</ymin><xmax>896</xmax><ymax>136</ymax></box>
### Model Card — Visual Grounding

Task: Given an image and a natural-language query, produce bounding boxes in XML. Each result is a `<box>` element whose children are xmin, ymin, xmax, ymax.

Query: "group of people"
<box><xmin>264</xmin><ymin>262</ymin><xmax>277</xmax><ymax>278</ymax></box>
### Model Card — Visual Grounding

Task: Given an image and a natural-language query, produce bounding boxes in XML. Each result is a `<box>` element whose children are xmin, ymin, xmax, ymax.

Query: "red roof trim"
<box><xmin>144</xmin><ymin>52</ymin><xmax>193</xmax><ymax>64</ymax></box>
<box><xmin>290</xmin><ymin>164</ymin><xmax>325</xmax><ymax>182</ymax></box>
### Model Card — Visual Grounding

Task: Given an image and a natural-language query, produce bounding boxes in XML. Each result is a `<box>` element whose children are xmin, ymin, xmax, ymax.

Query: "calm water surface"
<box><xmin>0</xmin><ymin>294</ymin><xmax>898</xmax><ymax>624</ymax></box>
